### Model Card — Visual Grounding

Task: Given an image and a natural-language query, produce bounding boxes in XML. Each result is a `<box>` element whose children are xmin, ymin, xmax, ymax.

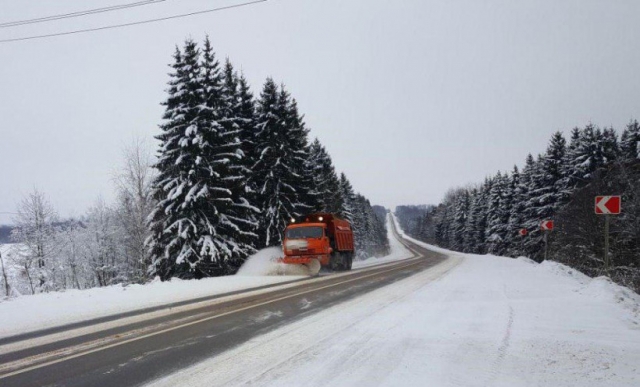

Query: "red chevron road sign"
<box><xmin>595</xmin><ymin>196</ymin><xmax>621</xmax><ymax>215</ymax></box>
<box><xmin>540</xmin><ymin>220</ymin><xmax>554</xmax><ymax>231</ymax></box>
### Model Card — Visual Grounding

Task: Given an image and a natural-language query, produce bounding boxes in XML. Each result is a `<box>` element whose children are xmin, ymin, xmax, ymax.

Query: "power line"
<box><xmin>0</xmin><ymin>0</ymin><xmax>267</xmax><ymax>43</ymax></box>
<box><xmin>0</xmin><ymin>0</ymin><xmax>167</xmax><ymax>29</ymax></box>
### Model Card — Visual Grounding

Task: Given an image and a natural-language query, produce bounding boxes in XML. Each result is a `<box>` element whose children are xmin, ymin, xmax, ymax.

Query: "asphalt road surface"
<box><xmin>0</xmin><ymin>222</ymin><xmax>447</xmax><ymax>387</ymax></box>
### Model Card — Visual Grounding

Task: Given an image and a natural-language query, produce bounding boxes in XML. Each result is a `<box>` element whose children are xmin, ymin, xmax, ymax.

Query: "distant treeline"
<box><xmin>397</xmin><ymin>122</ymin><xmax>640</xmax><ymax>293</ymax></box>
<box><xmin>0</xmin><ymin>226</ymin><xmax>12</xmax><ymax>244</ymax></box>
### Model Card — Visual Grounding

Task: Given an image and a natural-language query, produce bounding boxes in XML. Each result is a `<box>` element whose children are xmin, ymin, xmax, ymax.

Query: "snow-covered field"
<box><xmin>0</xmin><ymin>215</ymin><xmax>410</xmax><ymax>339</ymax></box>
<box><xmin>147</xmin><ymin>216</ymin><xmax>640</xmax><ymax>387</ymax></box>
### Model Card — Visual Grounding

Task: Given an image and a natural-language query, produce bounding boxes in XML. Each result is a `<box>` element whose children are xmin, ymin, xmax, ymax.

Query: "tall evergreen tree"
<box><xmin>309</xmin><ymin>139</ymin><xmax>342</xmax><ymax>213</ymax></box>
<box><xmin>464</xmin><ymin>182</ymin><xmax>489</xmax><ymax>254</ymax></box>
<box><xmin>506</xmin><ymin>165</ymin><xmax>525</xmax><ymax>256</ymax></box>
<box><xmin>533</xmin><ymin>132</ymin><xmax>566</xmax><ymax>222</ymax></box>
<box><xmin>339</xmin><ymin>173</ymin><xmax>356</xmax><ymax>221</ymax></box>
<box><xmin>523</xmin><ymin>154</ymin><xmax>548</xmax><ymax>260</ymax></box>
<box><xmin>450</xmin><ymin>190</ymin><xmax>470</xmax><ymax>251</ymax></box>
<box><xmin>236</xmin><ymin>72</ymin><xmax>259</xmax><ymax>194</ymax></box>
<box><xmin>251</xmin><ymin>80</ymin><xmax>310</xmax><ymax>247</ymax></box>
<box><xmin>214</xmin><ymin>54</ymin><xmax>260</xmax><ymax>272</ymax></box>
<box><xmin>620</xmin><ymin>120</ymin><xmax>639</xmax><ymax>162</ymax></box>
<box><xmin>601</xmin><ymin>127</ymin><xmax>619</xmax><ymax>164</ymax></box>
<box><xmin>486</xmin><ymin>172</ymin><xmax>510</xmax><ymax>255</ymax></box>
<box><xmin>560</xmin><ymin>127</ymin><xmax>582</xmax><ymax>201</ymax></box>
<box><xmin>284</xmin><ymin>97</ymin><xmax>318</xmax><ymax>212</ymax></box>
<box><xmin>462</xmin><ymin>187</ymin><xmax>479</xmax><ymax>253</ymax></box>
<box><xmin>148</xmin><ymin>40</ymin><xmax>215</xmax><ymax>279</ymax></box>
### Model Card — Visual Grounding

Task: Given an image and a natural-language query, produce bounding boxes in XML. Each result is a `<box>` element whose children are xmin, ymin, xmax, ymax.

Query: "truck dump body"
<box><xmin>281</xmin><ymin>213</ymin><xmax>355</xmax><ymax>271</ymax></box>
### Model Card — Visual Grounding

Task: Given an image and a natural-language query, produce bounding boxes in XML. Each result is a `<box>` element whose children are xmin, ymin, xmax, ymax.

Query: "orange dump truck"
<box><xmin>281</xmin><ymin>213</ymin><xmax>355</xmax><ymax>271</ymax></box>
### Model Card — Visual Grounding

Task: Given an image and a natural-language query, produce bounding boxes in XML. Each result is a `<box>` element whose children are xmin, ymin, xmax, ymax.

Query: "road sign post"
<box><xmin>595</xmin><ymin>195</ymin><xmax>621</xmax><ymax>273</ymax></box>
<box><xmin>604</xmin><ymin>215</ymin><xmax>610</xmax><ymax>271</ymax></box>
<box><xmin>540</xmin><ymin>220</ymin><xmax>554</xmax><ymax>261</ymax></box>
<box><xmin>544</xmin><ymin>232</ymin><xmax>548</xmax><ymax>261</ymax></box>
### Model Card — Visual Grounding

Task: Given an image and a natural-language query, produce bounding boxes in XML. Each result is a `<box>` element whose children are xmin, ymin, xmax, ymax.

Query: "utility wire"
<box><xmin>0</xmin><ymin>0</ymin><xmax>167</xmax><ymax>29</ymax></box>
<box><xmin>0</xmin><ymin>0</ymin><xmax>267</xmax><ymax>43</ymax></box>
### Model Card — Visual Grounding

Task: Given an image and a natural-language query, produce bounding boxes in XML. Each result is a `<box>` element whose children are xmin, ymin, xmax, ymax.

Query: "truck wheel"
<box><xmin>336</xmin><ymin>252</ymin><xmax>348</xmax><ymax>271</ymax></box>
<box><xmin>347</xmin><ymin>254</ymin><xmax>353</xmax><ymax>270</ymax></box>
<box><xmin>330</xmin><ymin>253</ymin><xmax>341</xmax><ymax>272</ymax></box>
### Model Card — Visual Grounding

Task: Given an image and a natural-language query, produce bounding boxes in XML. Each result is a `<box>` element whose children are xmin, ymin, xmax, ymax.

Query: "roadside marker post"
<box><xmin>540</xmin><ymin>220</ymin><xmax>554</xmax><ymax>261</ymax></box>
<box><xmin>518</xmin><ymin>228</ymin><xmax>527</xmax><ymax>255</ymax></box>
<box><xmin>595</xmin><ymin>196</ymin><xmax>621</xmax><ymax>272</ymax></box>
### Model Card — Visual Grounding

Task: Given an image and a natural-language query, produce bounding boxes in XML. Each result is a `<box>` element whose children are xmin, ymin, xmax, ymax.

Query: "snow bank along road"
<box><xmin>0</xmin><ymin>220</ymin><xmax>451</xmax><ymax>387</ymax></box>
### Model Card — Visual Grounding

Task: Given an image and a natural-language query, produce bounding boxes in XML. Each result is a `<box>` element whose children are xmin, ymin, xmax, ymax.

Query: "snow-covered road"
<box><xmin>148</xmin><ymin>220</ymin><xmax>640</xmax><ymax>387</ymax></box>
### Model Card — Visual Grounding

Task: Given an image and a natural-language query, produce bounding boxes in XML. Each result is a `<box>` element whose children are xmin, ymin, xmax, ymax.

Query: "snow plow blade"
<box><xmin>276</xmin><ymin>257</ymin><xmax>321</xmax><ymax>276</ymax></box>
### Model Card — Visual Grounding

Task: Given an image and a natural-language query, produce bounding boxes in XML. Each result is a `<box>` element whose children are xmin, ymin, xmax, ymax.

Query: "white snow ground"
<box><xmin>147</xmin><ymin>214</ymin><xmax>640</xmax><ymax>387</ymax></box>
<box><xmin>0</xmin><ymin>215</ymin><xmax>409</xmax><ymax>339</ymax></box>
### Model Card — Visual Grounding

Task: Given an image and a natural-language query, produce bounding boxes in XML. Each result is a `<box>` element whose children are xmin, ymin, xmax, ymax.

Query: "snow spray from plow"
<box><xmin>237</xmin><ymin>247</ymin><xmax>321</xmax><ymax>276</ymax></box>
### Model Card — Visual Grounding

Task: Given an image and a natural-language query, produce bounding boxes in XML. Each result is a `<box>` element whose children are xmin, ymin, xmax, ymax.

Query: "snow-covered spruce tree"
<box><xmin>542</xmin><ymin>131</ymin><xmax>567</xmax><ymax>216</ymax></box>
<box><xmin>216</xmin><ymin>55</ymin><xmax>260</xmax><ymax>272</ymax></box>
<box><xmin>432</xmin><ymin>204</ymin><xmax>447</xmax><ymax>247</ymax></box>
<box><xmin>620</xmin><ymin>120</ymin><xmax>639</xmax><ymax>162</ymax></box>
<box><xmin>309</xmin><ymin>138</ymin><xmax>342</xmax><ymax>213</ymax></box>
<box><xmin>522</xmin><ymin>154</ymin><xmax>548</xmax><ymax>260</ymax></box>
<box><xmin>338</xmin><ymin>173</ymin><xmax>356</xmax><ymax>221</ymax></box>
<box><xmin>433</xmin><ymin>188</ymin><xmax>465</xmax><ymax>249</ymax></box>
<box><xmin>251</xmin><ymin>79</ymin><xmax>307</xmax><ymax>247</ymax></box>
<box><xmin>506</xmin><ymin>165</ymin><xmax>526</xmax><ymax>256</ymax></box>
<box><xmin>565</xmin><ymin>125</ymin><xmax>606</xmax><ymax>192</ymax></box>
<box><xmin>462</xmin><ymin>187</ymin><xmax>479</xmax><ymax>253</ymax></box>
<box><xmin>351</xmin><ymin>194</ymin><xmax>389</xmax><ymax>258</ymax></box>
<box><xmin>148</xmin><ymin>39</ymin><xmax>253</xmax><ymax>280</ymax></box>
<box><xmin>450</xmin><ymin>189</ymin><xmax>470</xmax><ymax>252</ymax></box>
<box><xmin>522</xmin><ymin>132</ymin><xmax>566</xmax><ymax>253</ymax></box>
<box><xmin>486</xmin><ymin>172</ymin><xmax>511</xmax><ymax>255</ymax></box>
<box><xmin>466</xmin><ymin>179</ymin><xmax>491</xmax><ymax>253</ymax></box>
<box><xmin>560</xmin><ymin>124</ymin><xmax>617</xmax><ymax>206</ymax></box>
<box><xmin>601</xmin><ymin>127</ymin><xmax>619</xmax><ymax>164</ymax></box>
<box><xmin>498</xmin><ymin>169</ymin><xmax>516</xmax><ymax>254</ymax></box>
<box><xmin>283</xmin><ymin>96</ymin><xmax>319</xmax><ymax>213</ymax></box>
<box><xmin>148</xmin><ymin>41</ymin><xmax>208</xmax><ymax>280</ymax></box>
<box><xmin>559</xmin><ymin>127</ymin><xmax>582</xmax><ymax>202</ymax></box>
<box><xmin>350</xmin><ymin>194</ymin><xmax>368</xmax><ymax>258</ymax></box>
<box><xmin>235</xmin><ymin>72</ymin><xmax>262</xmax><ymax>210</ymax></box>
<box><xmin>445</xmin><ymin>191</ymin><xmax>463</xmax><ymax>249</ymax></box>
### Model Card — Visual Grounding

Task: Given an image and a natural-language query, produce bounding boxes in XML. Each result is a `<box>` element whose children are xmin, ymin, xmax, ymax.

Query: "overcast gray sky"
<box><xmin>1</xmin><ymin>0</ymin><xmax>639</xmax><ymax>224</ymax></box>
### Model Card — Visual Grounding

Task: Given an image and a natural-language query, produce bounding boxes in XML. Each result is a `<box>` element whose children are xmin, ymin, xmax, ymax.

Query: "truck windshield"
<box><xmin>286</xmin><ymin>226</ymin><xmax>323</xmax><ymax>239</ymax></box>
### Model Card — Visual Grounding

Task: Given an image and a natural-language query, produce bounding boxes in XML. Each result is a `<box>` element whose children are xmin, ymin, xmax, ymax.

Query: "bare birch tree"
<box><xmin>11</xmin><ymin>188</ymin><xmax>58</xmax><ymax>293</ymax></box>
<box><xmin>114</xmin><ymin>138</ymin><xmax>156</xmax><ymax>282</ymax></box>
